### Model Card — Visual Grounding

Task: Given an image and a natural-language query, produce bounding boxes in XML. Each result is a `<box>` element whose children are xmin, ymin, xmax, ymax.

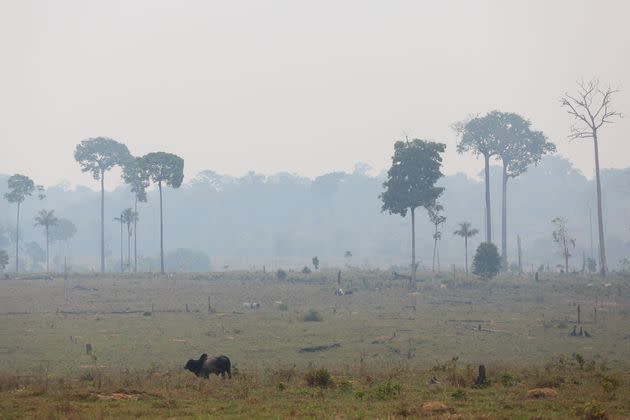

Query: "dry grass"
<box><xmin>0</xmin><ymin>269</ymin><xmax>629</xmax><ymax>418</ymax></box>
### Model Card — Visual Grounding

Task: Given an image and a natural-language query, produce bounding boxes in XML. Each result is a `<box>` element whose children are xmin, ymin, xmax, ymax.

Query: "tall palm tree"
<box><xmin>121</xmin><ymin>208</ymin><xmax>138</xmax><ymax>270</ymax></box>
<box><xmin>34</xmin><ymin>209</ymin><xmax>58</xmax><ymax>273</ymax></box>
<box><xmin>454</xmin><ymin>222</ymin><xmax>479</xmax><ymax>274</ymax></box>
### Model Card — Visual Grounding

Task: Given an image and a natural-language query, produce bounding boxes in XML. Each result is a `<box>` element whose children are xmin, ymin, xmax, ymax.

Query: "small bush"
<box><xmin>302</xmin><ymin>309</ymin><xmax>323</xmax><ymax>322</ymax></box>
<box><xmin>302</xmin><ymin>266</ymin><xmax>311</xmax><ymax>274</ymax></box>
<box><xmin>374</xmin><ymin>380</ymin><xmax>402</xmax><ymax>400</ymax></box>
<box><xmin>472</xmin><ymin>242</ymin><xmax>501</xmax><ymax>279</ymax></box>
<box><xmin>451</xmin><ymin>388</ymin><xmax>467</xmax><ymax>400</ymax></box>
<box><xmin>276</xmin><ymin>269</ymin><xmax>287</xmax><ymax>281</ymax></box>
<box><xmin>535</xmin><ymin>374</ymin><xmax>565</xmax><ymax>388</ymax></box>
<box><xmin>600</xmin><ymin>375</ymin><xmax>619</xmax><ymax>398</ymax></box>
<box><xmin>305</xmin><ymin>368</ymin><xmax>333</xmax><ymax>388</ymax></box>
<box><xmin>577</xmin><ymin>400</ymin><xmax>607</xmax><ymax>420</ymax></box>
<box><xmin>500</xmin><ymin>372</ymin><xmax>518</xmax><ymax>387</ymax></box>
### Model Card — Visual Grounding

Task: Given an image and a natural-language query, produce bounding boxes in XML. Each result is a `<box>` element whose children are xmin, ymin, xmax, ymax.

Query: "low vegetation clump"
<box><xmin>374</xmin><ymin>380</ymin><xmax>402</xmax><ymax>400</ymax></box>
<box><xmin>302</xmin><ymin>309</ymin><xmax>323</xmax><ymax>322</ymax></box>
<box><xmin>277</xmin><ymin>302</ymin><xmax>288</xmax><ymax>311</ymax></box>
<box><xmin>304</xmin><ymin>368</ymin><xmax>333</xmax><ymax>388</ymax></box>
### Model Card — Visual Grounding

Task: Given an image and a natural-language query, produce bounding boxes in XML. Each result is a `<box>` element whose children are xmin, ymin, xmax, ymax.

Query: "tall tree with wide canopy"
<box><xmin>34</xmin><ymin>209</ymin><xmax>58</xmax><ymax>273</ymax></box>
<box><xmin>122</xmin><ymin>158</ymin><xmax>150</xmax><ymax>272</ymax></box>
<box><xmin>454</xmin><ymin>112</ymin><xmax>502</xmax><ymax>243</ymax></box>
<box><xmin>141</xmin><ymin>152</ymin><xmax>184</xmax><ymax>274</ymax></box>
<box><xmin>494</xmin><ymin>112</ymin><xmax>556</xmax><ymax>267</ymax></box>
<box><xmin>74</xmin><ymin>137</ymin><xmax>131</xmax><ymax>272</ymax></box>
<box><xmin>454</xmin><ymin>222</ymin><xmax>479</xmax><ymax>274</ymax></box>
<box><xmin>380</xmin><ymin>139</ymin><xmax>446</xmax><ymax>286</ymax></box>
<box><xmin>561</xmin><ymin>79</ymin><xmax>622</xmax><ymax>277</ymax></box>
<box><xmin>3</xmin><ymin>174</ymin><xmax>44</xmax><ymax>272</ymax></box>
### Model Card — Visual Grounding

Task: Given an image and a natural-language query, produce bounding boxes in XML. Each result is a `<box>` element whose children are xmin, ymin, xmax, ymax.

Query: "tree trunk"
<box><xmin>464</xmin><ymin>236</ymin><xmax>468</xmax><ymax>275</ymax></box>
<box><xmin>501</xmin><ymin>164</ymin><xmax>508</xmax><ymax>269</ymax></box>
<box><xmin>159</xmin><ymin>181</ymin><xmax>165</xmax><ymax>274</ymax></box>
<box><xmin>120</xmin><ymin>217</ymin><xmax>123</xmax><ymax>273</ymax></box>
<box><xmin>484</xmin><ymin>154</ymin><xmax>492</xmax><ymax>243</ymax></box>
<box><xmin>100</xmin><ymin>170</ymin><xmax>105</xmax><ymax>273</ymax></box>
<box><xmin>411</xmin><ymin>207</ymin><xmax>416</xmax><ymax>287</ymax></box>
<box><xmin>432</xmin><ymin>226</ymin><xmax>437</xmax><ymax>272</ymax></box>
<box><xmin>127</xmin><ymin>224</ymin><xmax>131</xmax><ymax>270</ymax></box>
<box><xmin>15</xmin><ymin>202</ymin><xmax>20</xmax><ymax>273</ymax></box>
<box><xmin>517</xmin><ymin>235</ymin><xmax>522</xmax><ymax>274</ymax></box>
<box><xmin>134</xmin><ymin>197</ymin><xmax>138</xmax><ymax>273</ymax></box>
<box><xmin>593</xmin><ymin>133</ymin><xmax>607</xmax><ymax>276</ymax></box>
<box><xmin>46</xmin><ymin>225</ymin><xmax>49</xmax><ymax>273</ymax></box>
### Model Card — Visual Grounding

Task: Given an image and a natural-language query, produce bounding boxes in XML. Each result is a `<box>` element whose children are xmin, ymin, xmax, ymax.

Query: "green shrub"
<box><xmin>577</xmin><ymin>400</ymin><xmax>607</xmax><ymax>420</ymax></box>
<box><xmin>500</xmin><ymin>372</ymin><xmax>518</xmax><ymax>387</ymax></box>
<box><xmin>276</xmin><ymin>269</ymin><xmax>287</xmax><ymax>280</ymax></box>
<box><xmin>472</xmin><ymin>242</ymin><xmax>501</xmax><ymax>279</ymax></box>
<box><xmin>305</xmin><ymin>368</ymin><xmax>333</xmax><ymax>388</ymax></box>
<box><xmin>302</xmin><ymin>309</ymin><xmax>323</xmax><ymax>322</ymax></box>
<box><xmin>601</xmin><ymin>375</ymin><xmax>619</xmax><ymax>398</ymax></box>
<box><xmin>374</xmin><ymin>380</ymin><xmax>402</xmax><ymax>400</ymax></box>
<box><xmin>451</xmin><ymin>388</ymin><xmax>467</xmax><ymax>400</ymax></box>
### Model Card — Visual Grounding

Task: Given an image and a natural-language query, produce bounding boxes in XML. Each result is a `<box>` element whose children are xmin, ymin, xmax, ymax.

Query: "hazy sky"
<box><xmin>1</xmin><ymin>0</ymin><xmax>629</xmax><ymax>190</ymax></box>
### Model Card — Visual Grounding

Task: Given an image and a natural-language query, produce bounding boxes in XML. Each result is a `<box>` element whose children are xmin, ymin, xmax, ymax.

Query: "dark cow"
<box><xmin>184</xmin><ymin>354</ymin><xmax>232</xmax><ymax>379</ymax></box>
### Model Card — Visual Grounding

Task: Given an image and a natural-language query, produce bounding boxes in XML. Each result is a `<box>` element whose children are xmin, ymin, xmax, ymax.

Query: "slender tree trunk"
<box><xmin>120</xmin><ymin>217</ymin><xmax>123</xmax><ymax>273</ymax></box>
<box><xmin>411</xmin><ymin>207</ymin><xmax>416</xmax><ymax>287</ymax></box>
<box><xmin>15</xmin><ymin>202</ymin><xmax>20</xmax><ymax>273</ymax></box>
<box><xmin>100</xmin><ymin>170</ymin><xmax>105</xmax><ymax>273</ymax></box>
<box><xmin>159</xmin><ymin>181</ymin><xmax>164</xmax><ymax>274</ymax></box>
<box><xmin>592</xmin><ymin>133</ymin><xmax>607</xmax><ymax>276</ymax></box>
<box><xmin>134</xmin><ymin>197</ymin><xmax>138</xmax><ymax>273</ymax></box>
<box><xmin>484</xmin><ymin>154</ymin><xmax>492</xmax><ymax>243</ymax></box>
<box><xmin>46</xmin><ymin>225</ymin><xmax>49</xmax><ymax>273</ymax></box>
<box><xmin>437</xmin><ymin>240</ymin><xmax>440</xmax><ymax>272</ymax></box>
<box><xmin>464</xmin><ymin>236</ymin><xmax>468</xmax><ymax>274</ymax></box>
<box><xmin>432</xmin><ymin>226</ymin><xmax>437</xmax><ymax>272</ymax></box>
<box><xmin>501</xmin><ymin>164</ymin><xmax>508</xmax><ymax>269</ymax></box>
<box><xmin>517</xmin><ymin>235</ymin><xmax>522</xmax><ymax>274</ymax></box>
<box><xmin>127</xmin><ymin>224</ymin><xmax>131</xmax><ymax>270</ymax></box>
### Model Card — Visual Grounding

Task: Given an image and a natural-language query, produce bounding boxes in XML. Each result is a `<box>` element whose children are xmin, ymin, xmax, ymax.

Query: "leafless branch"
<box><xmin>560</xmin><ymin>78</ymin><xmax>623</xmax><ymax>140</ymax></box>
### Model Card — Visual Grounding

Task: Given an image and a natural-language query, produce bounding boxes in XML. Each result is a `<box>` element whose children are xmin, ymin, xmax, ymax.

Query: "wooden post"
<box><xmin>86</xmin><ymin>343</ymin><xmax>92</xmax><ymax>355</ymax></box>
<box><xmin>577</xmin><ymin>304</ymin><xmax>581</xmax><ymax>325</ymax></box>
<box><xmin>337</xmin><ymin>270</ymin><xmax>341</xmax><ymax>285</ymax></box>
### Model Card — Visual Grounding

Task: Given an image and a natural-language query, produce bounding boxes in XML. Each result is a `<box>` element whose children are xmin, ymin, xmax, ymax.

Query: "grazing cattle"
<box><xmin>184</xmin><ymin>354</ymin><xmax>232</xmax><ymax>378</ymax></box>
<box><xmin>335</xmin><ymin>288</ymin><xmax>353</xmax><ymax>296</ymax></box>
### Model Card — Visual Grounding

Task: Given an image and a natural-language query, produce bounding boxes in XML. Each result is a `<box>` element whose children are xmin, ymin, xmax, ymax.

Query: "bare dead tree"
<box><xmin>560</xmin><ymin>79</ymin><xmax>623</xmax><ymax>277</ymax></box>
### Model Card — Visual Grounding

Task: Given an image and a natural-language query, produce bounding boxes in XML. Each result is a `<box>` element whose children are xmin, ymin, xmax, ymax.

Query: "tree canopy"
<box><xmin>381</xmin><ymin>139</ymin><xmax>446</xmax><ymax>216</ymax></box>
<box><xmin>141</xmin><ymin>152</ymin><xmax>185</xmax><ymax>188</ymax></box>
<box><xmin>4</xmin><ymin>174</ymin><xmax>42</xmax><ymax>204</ymax></box>
<box><xmin>472</xmin><ymin>242</ymin><xmax>501</xmax><ymax>279</ymax></box>
<box><xmin>74</xmin><ymin>137</ymin><xmax>132</xmax><ymax>180</ymax></box>
<box><xmin>122</xmin><ymin>157</ymin><xmax>150</xmax><ymax>202</ymax></box>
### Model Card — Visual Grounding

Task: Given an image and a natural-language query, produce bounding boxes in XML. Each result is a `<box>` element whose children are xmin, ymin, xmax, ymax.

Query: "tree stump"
<box><xmin>475</xmin><ymin>364</ymin><xmax>487</xmax><ymax>386</ymax></box>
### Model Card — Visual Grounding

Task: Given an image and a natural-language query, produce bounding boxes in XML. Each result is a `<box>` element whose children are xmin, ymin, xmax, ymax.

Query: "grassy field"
<box><xmin>0</xmin><ymin>269</ymin><xmax>629</xmax><ymax>418</ymax></box>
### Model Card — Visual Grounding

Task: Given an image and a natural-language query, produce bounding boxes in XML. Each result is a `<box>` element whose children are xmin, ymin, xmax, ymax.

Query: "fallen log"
<box><xmin>299</xmin><ymin>343</ymin><xmax>341</xmax><ymax>353</ymax></box>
